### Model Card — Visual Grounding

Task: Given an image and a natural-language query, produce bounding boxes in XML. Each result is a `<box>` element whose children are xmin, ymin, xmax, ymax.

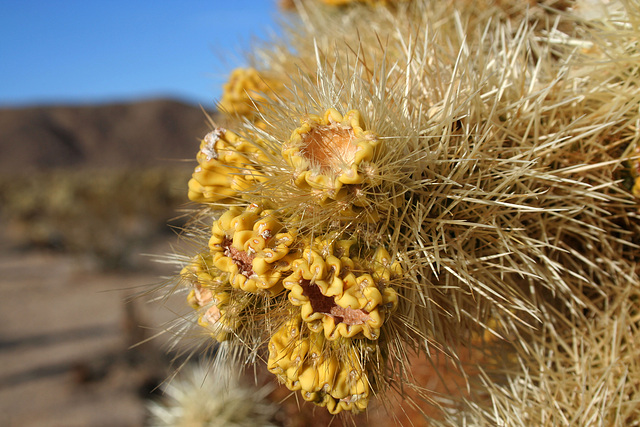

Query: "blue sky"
<box><xmin>0</xmin><ymin>1</ymin><xmax>283</xmax><ymax>108</ymax></box>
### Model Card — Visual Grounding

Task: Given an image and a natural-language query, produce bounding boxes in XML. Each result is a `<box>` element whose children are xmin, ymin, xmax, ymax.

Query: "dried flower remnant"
<box><xmin>182</xmin><ymin>253</ymin><xmax>236</xmax><ymax>342</ymax></box>
<box><xmin>283</xmin><ymin>109</ymin><xmax>380</xmax><ymax>201</ymax></box>
<box><xmin>283</xmin><ymin>238</ymin><xmax>399</xmax><ymax>340</ymax></box>
<box><xmin>267</xmin><ymin>318</ymin><xmax>371</xmax><ymax>414</ymax></box>
<box><xmin>188</xmin><ymin>128</ymin><xmax>264</xmax><ymax>204</ymax></box>
<box><xmin>209</xmin><ymin>204</ymin><xmax>296</xmax><ymax>295</ymax></box>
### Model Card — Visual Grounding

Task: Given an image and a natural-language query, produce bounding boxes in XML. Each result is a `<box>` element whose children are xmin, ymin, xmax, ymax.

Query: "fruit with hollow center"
<box><xmin>209</xmin><ymin>204</ymin><xmax>296</xmax><ymax>295</ymax></box>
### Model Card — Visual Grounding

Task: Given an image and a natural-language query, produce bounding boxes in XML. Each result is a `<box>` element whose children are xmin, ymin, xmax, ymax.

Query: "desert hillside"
<box><xmin>0</xmin><ymin>99</ymin><xmax>217</xmax><ymax>264</ymax></box>
<box><xmin>0</xmin><ymin>99</ymin><xmax>212</xmax><ymax>172</ymax></box>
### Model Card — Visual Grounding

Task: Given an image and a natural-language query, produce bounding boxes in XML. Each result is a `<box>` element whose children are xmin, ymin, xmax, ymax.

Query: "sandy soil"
<box><xmin>0</xmin><ymin>243</ymin><xmax>182</xmax><ymax>427</ymax></box>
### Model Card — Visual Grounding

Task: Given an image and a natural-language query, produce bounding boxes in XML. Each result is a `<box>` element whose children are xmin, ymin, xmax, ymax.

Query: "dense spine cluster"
<box><xmin>162</xmin><ymin>0</ymin><xmax>640</xmax><ymax>424</ymax></box>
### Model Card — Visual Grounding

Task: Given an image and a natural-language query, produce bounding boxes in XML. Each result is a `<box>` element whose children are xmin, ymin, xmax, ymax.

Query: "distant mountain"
<box><xmin>0</xmin><ymin>99</ymin><xmax>216</xmax><ymax>173</ymax></box>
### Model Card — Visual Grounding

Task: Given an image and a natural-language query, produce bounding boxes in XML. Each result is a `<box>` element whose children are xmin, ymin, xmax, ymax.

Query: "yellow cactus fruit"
<box><xmin>321</xmin><ymin>350</ymin><xmax>370</xmax><ymax>414</ymax></box>
<box><xmin>188</xmin><ymin>127</ymin><xmax>265</xmax><ymax>204</ymax></box>
<box><xmin>371</xmin><ymin>246</ymin><xmax>403</xmax><ymax>283</ymax></box>
<box><xmin>630</xmin><ymin>143</ymin><xmax>640</xmax><ymax>198</ymax></box>
<box><xmin>320</xmin><ymin>0</ymin><xmax>406</xmax><ymax>8</ymax></box>
<box><xmin>209</xmin><ymin>204</ymin><xmax>296</xmax><ymax>296</ymax></box>
<box><xmin>181</xmin><ymin>253</ymin><xmax>236</xmax><ymax>342</ymax></box>
<box><xmin>283</xmin><ymin>238</ymin><xmax>399</xmax><ymax>340</ymax></box>
<box><xmin>218</xmin><ymin>67</ymin><xmax>280</xmax><ymax>118</ymax></box>
<box><xmin>301</xmin><ymin>341</ymin><xmax>371</xmax><ymax>414</ymax></box>
<box><xmin>267</xmin><ymin>319</ymin><xmax>371</xmax><ymax>414</ymax></box>
<box><xmin>320</xmin><ymin>0</ymin><xmax>356</xmax><ymax>5</ymax></box>
<box><xmin>267</xmin><ymin>317</ymin><xmax>309</xmax><ymax>390</ymax></box>
<box><xmin>282</xmin><ymin>109</ymin><xmax>380</xmax><ymax>201</ymax></box>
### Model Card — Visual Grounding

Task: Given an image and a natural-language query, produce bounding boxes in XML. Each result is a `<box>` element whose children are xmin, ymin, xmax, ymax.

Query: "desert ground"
<box><xmin>0</xmin><ymin>100</ymin><xmax>211</xmax><ymax>426</ymax></box>
<box><xmin>0</xmin><ymin>239</ymin><xmax>179</xmax><ymax>427</ymax></box>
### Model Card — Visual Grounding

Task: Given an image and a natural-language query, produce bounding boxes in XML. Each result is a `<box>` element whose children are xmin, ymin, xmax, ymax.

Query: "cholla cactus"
<box><xmin>267</xmin><ymin>318</ymin><xmax>373</xmax><ymax>414</ymax></box>
<box><xmin>208</xmin><ymin>204</ymin><xmax>295</xmax><ymax>295</ymax></box>
<box><xmin>628</xmin><ymin>141</ymin><xmax>640</xmax><ymax>198</ymax></box>
<box><xmin>283</xmin><ymin>238</ymin><xmax>399</xmax><ymax>340</ymax></box>
<box><xmin>159</xmin><ymin>0</ymin><xmax>640</xmax><ymax>423</ymax></box>
<box><xmin>217</xmin><ymin>67</ymin><xmax>281</xmax><ymax>121</ymax></box>
<box><xmin>282</xmin><ymin>108</ymin><xmax>381</xmax><ymax>203</ymax></box>
<box><xmin>187</xmin><ymin>128</ymin><xmax>266</xmax><ymax>204</ymax></box>
<box><xmin>319</xmin><ymin>0</ymin><xmax>407</xmax><ymax>7</ymax></box>
<box><xmin>147</xmin><ymin>356</ymin><xmax>279</xmax><ymax>427</ymax></box>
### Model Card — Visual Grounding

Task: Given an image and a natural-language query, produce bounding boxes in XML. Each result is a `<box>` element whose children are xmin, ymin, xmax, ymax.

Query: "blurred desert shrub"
<box><xmin>0</xmin><ymin>167</ymin><xmax>191</xmax><ymax>269</ymax></box>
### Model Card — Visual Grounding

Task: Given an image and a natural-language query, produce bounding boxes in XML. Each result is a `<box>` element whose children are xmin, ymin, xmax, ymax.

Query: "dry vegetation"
<box><xmin>0</xmin><ymin>168</ymin><xmax>191</xmax><ymax>268</ymax></box>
